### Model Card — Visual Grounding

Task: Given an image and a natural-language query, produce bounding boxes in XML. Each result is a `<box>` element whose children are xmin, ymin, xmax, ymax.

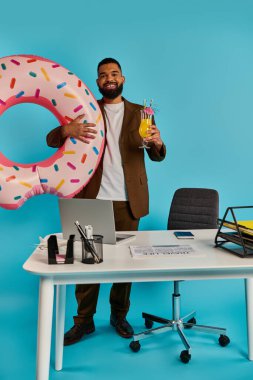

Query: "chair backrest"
<box><xmin>167</xmin><ymin>188</ymin><xmax>219</xmax><ymax>230</ymax></box>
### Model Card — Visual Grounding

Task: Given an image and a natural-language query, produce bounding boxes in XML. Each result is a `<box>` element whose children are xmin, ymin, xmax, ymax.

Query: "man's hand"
<box><xmin>61</xmin><ymin>114</ymin><xmax>97</xmax><ymax>144</ymax></box>
<box><xmin>144</xmin><ymin>125</ymin><xmax>163</xmax><ymax>150</ymax></box>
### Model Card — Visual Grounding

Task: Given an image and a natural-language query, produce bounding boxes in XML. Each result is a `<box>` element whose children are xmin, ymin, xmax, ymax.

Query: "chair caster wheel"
<box><xmin>219</xmin><ymin>334</ymin><xmax>230</xmax><ymax>347</ymax></box>
<box><xmin>185</xmin><ymin>317</ymin><xmax>196</xmax><ymax>329</ymax></box>
<box><xmin>180</xmin><ymin>350</ymin><xmax>191</xmax><ymax>363</ymax></box>
<box><xmin>130</xmin><ymin>340</ymin><xmax>141</xmax><ymax>352</ymax></box>
<box><xmin>145</xmin><ymin>318</ymin><xmax>153</xmax><ymax>329</ymax></box>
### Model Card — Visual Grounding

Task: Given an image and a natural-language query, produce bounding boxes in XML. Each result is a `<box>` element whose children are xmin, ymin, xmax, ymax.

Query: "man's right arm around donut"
<box><xmin>46</xmin><ymin>114</ymin><xmax>97</xmax><ymax>147</ymax></box>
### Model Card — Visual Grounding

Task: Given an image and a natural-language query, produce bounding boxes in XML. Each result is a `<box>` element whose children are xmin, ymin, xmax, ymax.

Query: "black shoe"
<box><xmin>64</xmin><ymin>321</ymin><xmax>95</xmax><ymax>346</ymax></box>
<box><xmin>110</xmin><ymin>314</ymin><xmax>134</xmax><ymax>338</ymax></box>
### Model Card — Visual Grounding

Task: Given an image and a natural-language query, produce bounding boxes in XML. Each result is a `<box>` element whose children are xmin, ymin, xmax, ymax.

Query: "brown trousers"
<box><xmin>74</xmin><ymin>201</ymin><xmax>139</xmax><ymax>325</ymax></box>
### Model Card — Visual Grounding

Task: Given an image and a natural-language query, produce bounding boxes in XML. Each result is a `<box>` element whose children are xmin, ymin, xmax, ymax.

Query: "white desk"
<box><xmin>23</xmin><ymin>230</ymin><xmax>253</xmax><ymax>380</ymax></box>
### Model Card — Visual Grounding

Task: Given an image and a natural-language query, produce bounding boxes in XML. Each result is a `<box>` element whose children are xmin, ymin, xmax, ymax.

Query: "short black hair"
<box><xmin>97</xmin><ymin>58</ymin><xmax>122</xmax><ymax>74</ymax></box>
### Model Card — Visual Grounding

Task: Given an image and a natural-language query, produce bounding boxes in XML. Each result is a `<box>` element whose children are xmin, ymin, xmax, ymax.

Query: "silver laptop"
<box><xmin>58</xmin><ymin>198</ymin><xmax>136</xmax><ymax>245</ymax></box>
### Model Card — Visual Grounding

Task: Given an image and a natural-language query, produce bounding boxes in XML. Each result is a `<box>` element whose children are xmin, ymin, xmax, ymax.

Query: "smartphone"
<box><xmin>174</xmin><ymin>231</ymin><xmax>194</xmax><ymax>239</ymax></box>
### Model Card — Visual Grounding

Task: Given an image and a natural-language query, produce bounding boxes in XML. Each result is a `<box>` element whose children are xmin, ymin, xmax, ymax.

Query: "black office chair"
<box><xmin>130</xmin><ymin>188</ymin><xmax>230</xmax><ymax>363</ymax></box>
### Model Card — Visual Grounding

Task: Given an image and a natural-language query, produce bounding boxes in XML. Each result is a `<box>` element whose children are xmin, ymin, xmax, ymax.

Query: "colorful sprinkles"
<box><xmin>73</xmin><ymin>105</ymin><xmax>83</xmax><ymax>113</ymax></box>
<box><xmin>81</xmin><ymin>154</ymin><xmax>87</xmax><ymax>163</ymax></box>
<box><xmin>70</xmin><ymin>137</ymin><xmax>77</xmax><ymax>144</ymax></box>
<box><xmin>19</xmin><ymin>181</ymin><xmax>32</xmax><ymax>188</ymax></box>
<box><xmin>55</xmin><ymin>179</ymin><xmax>65</xmax><ymax>190</ymax></box>
<box><xmin>64</xmin><ymin>93</ymin><xmax>76</xmax><ymax>99</ymax></box>
<box><xmin>27</xmin><ymin>58</ymin><xmax>37</xmax><ymax>63</ymax></box>
<box><xmin>0</xmin><ymin>55</ymin><xmax>104</xmax><ymax>210</ymax></box>
<box><xmin>67</xmin><ymin>162</ymin><xmax>76</xmax><ymax>170</ymax></box>
<box><xmin>10</xmin><ymin>78</ymin><xmax>16</xmax><ymax>89</ymax></box>
<box><xmin>96</xmin><ymin>114</ymin><xmax>102</xmax><ymax>124</ymax></box>
<box><xmin>63</xmin><ymin>150</ymin><xmax>75</xmax><ymax>154</ymax></box>
<box><xmin>11</xmin><ymin>59</ymin><xmax>20</xmax><ymax>66</ymax></box>
<box><xmin>16</xmin><ymin>91</ymin><xmax>24</xmax><ymax>98</ymax></box>
<box><xmin>90</xmin><ymin>102</ymin><xmax>96</xmax><ymax>111</ymax></box>
<box><xmin>57</xmin><ymin>82</ymin><xmax>67</xmax><ymax>89</ymax></box>
<box><xmin>41</xmin><ymin>67</ymin><xmax>50</xmax><ymax>81</ymax></box>
<box><xmin>35</xmin><ymin>89</ymin><xmax>40</xmax><ymax>98</ymax></box>
<box><xmin>6</xmin><ymin>175</ymin><xmax>16</xmax><ymax>182</ymax></box>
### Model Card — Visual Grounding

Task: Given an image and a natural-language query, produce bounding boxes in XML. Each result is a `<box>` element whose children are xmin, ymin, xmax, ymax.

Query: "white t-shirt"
<box><xmin>96</xmin><ymin>101</ymin><xmax>128</xmax><ymax>201</ymax></box>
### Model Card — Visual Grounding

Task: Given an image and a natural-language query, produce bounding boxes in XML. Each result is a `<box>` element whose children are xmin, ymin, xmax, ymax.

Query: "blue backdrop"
<box><xmin>0</xmin><ymin>1</ymin><xmax>253</xmax><ymax>379</ymax></box>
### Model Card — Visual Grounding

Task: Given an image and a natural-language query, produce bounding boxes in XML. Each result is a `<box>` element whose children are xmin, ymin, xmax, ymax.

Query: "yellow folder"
<box><xmin>223</xmin><ymin>220</ymin><xmax>253</xmax><ymax>236</ymax></box>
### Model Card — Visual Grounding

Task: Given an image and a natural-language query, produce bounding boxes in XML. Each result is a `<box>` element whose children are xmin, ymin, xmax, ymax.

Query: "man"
<box><xmin>47</xmin><ymin>58</ymin><xmax>166</xmax><ymax>346</ymax></box>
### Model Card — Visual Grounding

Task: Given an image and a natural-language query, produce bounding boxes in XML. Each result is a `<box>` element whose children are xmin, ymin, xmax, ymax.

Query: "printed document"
<box><xmin>130</xmin><ymin>245</ymin><xmax>194</xmax><ymax>258</ymax></box>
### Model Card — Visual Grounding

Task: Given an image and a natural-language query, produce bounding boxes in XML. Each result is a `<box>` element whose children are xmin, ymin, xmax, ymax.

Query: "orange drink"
<box><xmin>139</xmin><ymin>118</ymin><xmax>152</xmax><ymax>138</ymax></box>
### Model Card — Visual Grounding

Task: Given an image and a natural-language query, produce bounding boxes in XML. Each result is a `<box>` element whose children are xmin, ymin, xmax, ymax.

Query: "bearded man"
<box><xmin>47</xmin><ymin>58</ymin><xmax>166</xmax><ymax>345</ymax></box>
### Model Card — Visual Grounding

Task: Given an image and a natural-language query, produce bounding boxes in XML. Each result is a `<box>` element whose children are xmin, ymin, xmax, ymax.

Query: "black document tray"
<box><xmin>215</xmin><ymin>206</ymin><xmax>253</xmax><ymax>258</ymax></box>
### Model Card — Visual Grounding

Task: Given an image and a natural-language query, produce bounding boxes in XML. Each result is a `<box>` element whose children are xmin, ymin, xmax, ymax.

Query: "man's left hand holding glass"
<box><xmin>144</xmin><ymin>124</ymin><xmax>163</xmax><ymax>151</ymax></box>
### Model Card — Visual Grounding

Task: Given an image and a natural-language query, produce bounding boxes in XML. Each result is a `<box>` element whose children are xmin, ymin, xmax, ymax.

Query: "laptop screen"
<box><xmin>59</xmin><ymin>198</ymin><xmax>118</xmax><ymax>244</ymax></box>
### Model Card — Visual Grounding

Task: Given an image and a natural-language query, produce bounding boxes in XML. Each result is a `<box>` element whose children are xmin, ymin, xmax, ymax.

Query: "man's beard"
<box><xmin>98</xmin><ymin>83</ymin><xmax>123</xmax><ymax>99</ymax></box>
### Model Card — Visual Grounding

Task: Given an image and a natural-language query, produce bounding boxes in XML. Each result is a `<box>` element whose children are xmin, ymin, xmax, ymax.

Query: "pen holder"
<box><xmin>81</xmin><ymin>234</ymin><xmax>103</xmax><ymax>264</ymax></box>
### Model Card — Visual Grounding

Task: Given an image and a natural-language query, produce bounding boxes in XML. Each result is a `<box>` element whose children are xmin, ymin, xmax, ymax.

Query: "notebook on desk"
<box><xmin>58</xmin><ymin>198</ymin><xmax>136</xmax><ymax>245</ymax></box>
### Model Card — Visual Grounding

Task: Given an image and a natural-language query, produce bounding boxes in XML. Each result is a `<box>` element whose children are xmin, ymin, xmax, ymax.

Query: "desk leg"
<box><xmin>55</xmin><ymin>285</ymin><xmax>66</xmax><ymax>371</ymax></box>
<box><xmin>245</xmin><ymin>278</ymin><xmax>253</xmax><ymax>360</ymax></box>
<box><xmin>36</xmin><ymin>277</ymin><xmax>54</xmax><ymax>380</ymax></box>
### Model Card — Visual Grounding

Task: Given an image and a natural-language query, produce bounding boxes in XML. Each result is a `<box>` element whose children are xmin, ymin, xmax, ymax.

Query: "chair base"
<box><xmin>130</xmin><ymin>282</ymin><xmax>230</xmax><ymax>363</ymax></box>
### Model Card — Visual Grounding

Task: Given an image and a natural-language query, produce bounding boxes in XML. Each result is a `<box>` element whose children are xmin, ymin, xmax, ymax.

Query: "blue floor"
<box><xmin>1</xmin><ymin>276</ymin><xmax>252</xmax><ymax>380</ymax></box>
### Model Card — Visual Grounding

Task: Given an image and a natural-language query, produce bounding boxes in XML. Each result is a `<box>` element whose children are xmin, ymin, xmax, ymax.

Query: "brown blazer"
<box><xmin>46</xmin><ymin>98</ymin><xmax>166</xmax><ymax>219</ymax></box>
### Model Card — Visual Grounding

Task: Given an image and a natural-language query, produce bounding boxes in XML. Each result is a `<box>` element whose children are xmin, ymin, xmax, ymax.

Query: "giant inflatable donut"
<box><xmin>0</xmin><ymin>55</ymin><xmax>105</xmax><ymax>210</ymax></box>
